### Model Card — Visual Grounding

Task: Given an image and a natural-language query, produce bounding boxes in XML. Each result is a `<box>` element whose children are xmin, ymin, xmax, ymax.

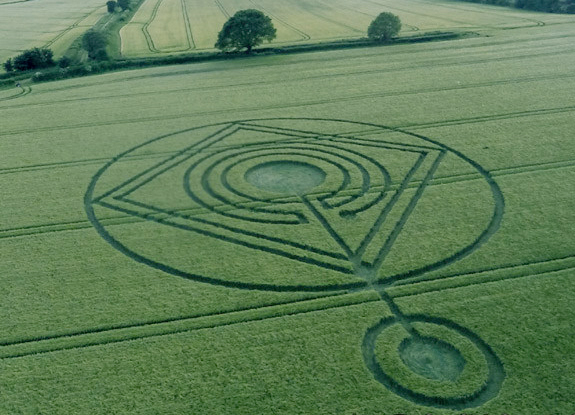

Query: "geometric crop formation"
<box><xmin>87</xmin><ymin>118</ymin><xmax>505</xmax><ymax>408</ymax></box>
<box><xmin>3</xmin><ymin>1</ymin><xmax>574</xmax><ymax>411</ymax></box>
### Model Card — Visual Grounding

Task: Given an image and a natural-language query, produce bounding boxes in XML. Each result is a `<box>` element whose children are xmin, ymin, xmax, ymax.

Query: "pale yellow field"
<box><xmin>119</xmin><ymin>0</ymin><xmax>575</xmax><ymax>56</ymax></box>
<box><xmin>0</xmin><ymin>0</ymin><xmax>106</xmax><ymax>64</ymax></box>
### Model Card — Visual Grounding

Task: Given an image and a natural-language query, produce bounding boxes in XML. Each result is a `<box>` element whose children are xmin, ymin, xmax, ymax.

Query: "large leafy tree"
<box><xmin>82</xmin><ymin>30</ymin><xmax>108</xmax><ymax>60</ymax></box>
<box><xmin>10</xmin><ymin>48</ymin><xmax>54</xmax><ymax>71</ymax></box>
<box><xmin>106</xmin><ymin>1</ymin><xmax>117</xmax><ymax>13</ymax></box>
<box><xmin>215</xmin><ymin>9</ymin><xmax>276</xmax><ymax>53</ymax></box>
<box><xmin>367</xmin><ymin>12</ymin><xmax>401</xmax><ymax>42</ymax></box>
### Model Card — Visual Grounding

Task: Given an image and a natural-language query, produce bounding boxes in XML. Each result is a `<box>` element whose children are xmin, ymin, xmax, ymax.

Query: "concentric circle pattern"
<box><xmin>86</xmin><ymin>118</ymin><xmax>505</xmax><ymax>408</ymax></box>
<box><xmin>86</xmin><ymin>118</ymin><xmax>503</xmax><ymax>291</ymax></box>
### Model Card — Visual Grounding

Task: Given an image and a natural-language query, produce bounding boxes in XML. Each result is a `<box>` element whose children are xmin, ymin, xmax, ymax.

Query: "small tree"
<box><xmin>3</xmin><ymin>58</ymin><xmax>14</xmax><ymax>72</ymax></box>
<box><xmin>82</xmin><ymin>30</ymin><xmax>108</xmax><ymax>60</ymax></box>
<box><xmin>106</xmin><ymin>1</ymin><xmax>117</xmax><ymax>12</ymax></box>
<box><xmin>117</xmin><ymin>0</ymin><xmax>130</xmax><ymax>10</ymax></box>
<box><xmin>215</xmin><ymin>9</ymin><xmax>276</xmax><ymax>53</ymax></box>
<box><xmin>368</xmin><ymin>12</ymin><xmax>401</xmax><ymax>42</ymax></box>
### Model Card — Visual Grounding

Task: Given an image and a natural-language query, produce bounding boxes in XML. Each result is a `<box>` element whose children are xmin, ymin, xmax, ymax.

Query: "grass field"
<box><xmin>1</xmin><ymin>2</ymin><xmax>575</xmax><ymax>413</ymax></box>
<box><xmin>118</xmin><ymin>0</ymin><xmax>575</xmax><ymax>56</ymax></box>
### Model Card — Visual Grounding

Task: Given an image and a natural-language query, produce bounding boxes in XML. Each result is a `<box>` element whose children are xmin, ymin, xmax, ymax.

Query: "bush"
<box><xmin>368</xmin><ymin>12</ymin><xmax>402</xmax><ymax>42</ymax></box>
<box><xmin>9</xmin><ymin>48</ymin><xmax>55</xmax><ymax>71</ymax></box>
<box><xmin>93</xmin><ymin>49</ymin><xmax>109</xmax><ymax>61</ymax></box>
<box><xmin>82</xmin><ymin>30</ymin><xmax>108</xmax><ymax>60</ymax></box>
<box><xmin>58</xmin><ymin>56</ymin><xmax>72</xmax><ymax>68</ymax></box>
<box><xmin>107</xmin><ymin>0</ymin><xmax>117</xmax><ymax>13</ymax></box>
<box><xmin>32</xmin><ymin>72</ymin><xmax>45</xmax><ymax>82</ymax></box>
<box><xmin>117</xmin><ymin>0</ymin><xmax>130</xmax><ymax>10</ymax></box>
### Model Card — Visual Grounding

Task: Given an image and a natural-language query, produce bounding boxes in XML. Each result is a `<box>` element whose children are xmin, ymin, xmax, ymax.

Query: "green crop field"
<box><xmin>0</xmin><ymin>0</ymin><xmax>107</xmax><ymax>65</ymax></box>
<box><xmin>2</xmin><ymin>1</ymin><xmax>575</xmax><ymax>413</ymax></box>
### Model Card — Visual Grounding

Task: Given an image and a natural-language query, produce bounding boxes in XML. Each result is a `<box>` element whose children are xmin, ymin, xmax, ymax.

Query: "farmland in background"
<box><xmin>0</xmin><ymin>0</ymin><xmax>106</xmax><ymax>65</ymax></box>
<box><xmin>1</xmin><ymin>2</ymin><xmax>575</xmax><ymax>414</ymax></box>
<box><xmin>118</xmin><ymin>0</ymin><xmax>574</xmax><ymax>55</ymax></box>
<box><xmin>2</xmin><ymin>0</ymin><xmax>573</xmax><ymax>64</ymax></box>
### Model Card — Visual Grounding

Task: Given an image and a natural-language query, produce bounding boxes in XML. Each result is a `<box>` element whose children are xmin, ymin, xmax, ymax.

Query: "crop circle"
<box><xmin>85</xmin><ymin>118</ymin><xmax>503</xmax><ymax>291</ymax></box>
<box><xmin>245</xmin><ymin>161</ymin><xmax>326</xmax><ymax>195</ymax></box>
<box><xmin>362</xmin><ymin>315</ymin><xmax>505</xmax><ymax>409</ymax></box>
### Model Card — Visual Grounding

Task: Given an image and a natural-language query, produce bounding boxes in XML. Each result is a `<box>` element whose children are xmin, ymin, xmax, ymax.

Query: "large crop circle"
<box><xmin>85</xmin><ymin>118</ymin><xmax>504</xmax><ymax>292</ymax></box>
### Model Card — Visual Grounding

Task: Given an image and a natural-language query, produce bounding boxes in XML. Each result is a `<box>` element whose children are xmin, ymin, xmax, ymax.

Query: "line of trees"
<box><xmin>460</xmin><ymin>0</ymin><xmax>574</xmax><ymax>13</ymax></box>
<box><xmin>2</xmin><ymin>8</ymin><xmax>403</xmax><ymax>74</ymax></box>
<box><xmin>214</xmin><ymin>10</ymin><xmax>402</xmax><ymax>53</ymax></box>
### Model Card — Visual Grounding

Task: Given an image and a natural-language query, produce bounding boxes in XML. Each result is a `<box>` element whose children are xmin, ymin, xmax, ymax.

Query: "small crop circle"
<box><xmin>362</xmin><ymin>315</ymin><xmax>505</xmax><ymax>409</ymax></box>
<box><xmin>245</xmin><ymin>161</ymin><xmax>326</xmax><ymax>195</ymax></box>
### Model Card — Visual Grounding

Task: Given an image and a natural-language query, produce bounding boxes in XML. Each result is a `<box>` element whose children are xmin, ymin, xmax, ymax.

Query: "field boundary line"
<box><xmin>42</xmin><ymin>5</ymin><xmax>106</xmax><ymax>49</ymax></box>
<box><xmin>387</xmin><ymin>255</ymin><xmax>575</xmax><ymax>298</ymax></box>
<box><xmin>0</xmin><ymin>151</ymin><xmax>186</xmax><ymax>175</ymax></box>
<box><xmin>403</xmin><ymin>105</ymin><xmax>575</xmax><ymax>130</ymax></box>
<box><xmin>0</xmin><ymin>292</ymin><xmax>378</xmax><ymax>360</ymax></box>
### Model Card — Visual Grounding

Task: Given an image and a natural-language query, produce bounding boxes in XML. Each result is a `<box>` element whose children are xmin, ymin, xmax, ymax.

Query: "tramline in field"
<box><xmin>1</xmin><ymin>1</ymin><xmax>575</xmax><ymax>413</ymax></box>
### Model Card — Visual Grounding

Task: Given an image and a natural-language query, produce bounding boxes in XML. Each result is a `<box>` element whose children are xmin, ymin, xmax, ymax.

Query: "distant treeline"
<box><xmin>460</xmin><ymin>0</ymin><xmax>575</xmax><ymax>13</ymax></box>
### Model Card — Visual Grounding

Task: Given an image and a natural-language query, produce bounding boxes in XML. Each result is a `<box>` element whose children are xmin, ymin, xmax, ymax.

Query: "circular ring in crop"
<box><xmin>85</xmin><ymin>118</ymin><xmax>504</xmax><ymax>292</ymax></box>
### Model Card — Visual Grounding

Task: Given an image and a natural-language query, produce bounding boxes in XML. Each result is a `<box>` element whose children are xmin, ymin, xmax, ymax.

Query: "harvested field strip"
<box><xmin>2</xmin><ymin>158</ymin><xmax>573</xmax><ymax>240</ymax></box>
<box><xmin>0</xmin><ymin>292</ymin><xmax>374</xmax><ymax>359</ymax></box>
